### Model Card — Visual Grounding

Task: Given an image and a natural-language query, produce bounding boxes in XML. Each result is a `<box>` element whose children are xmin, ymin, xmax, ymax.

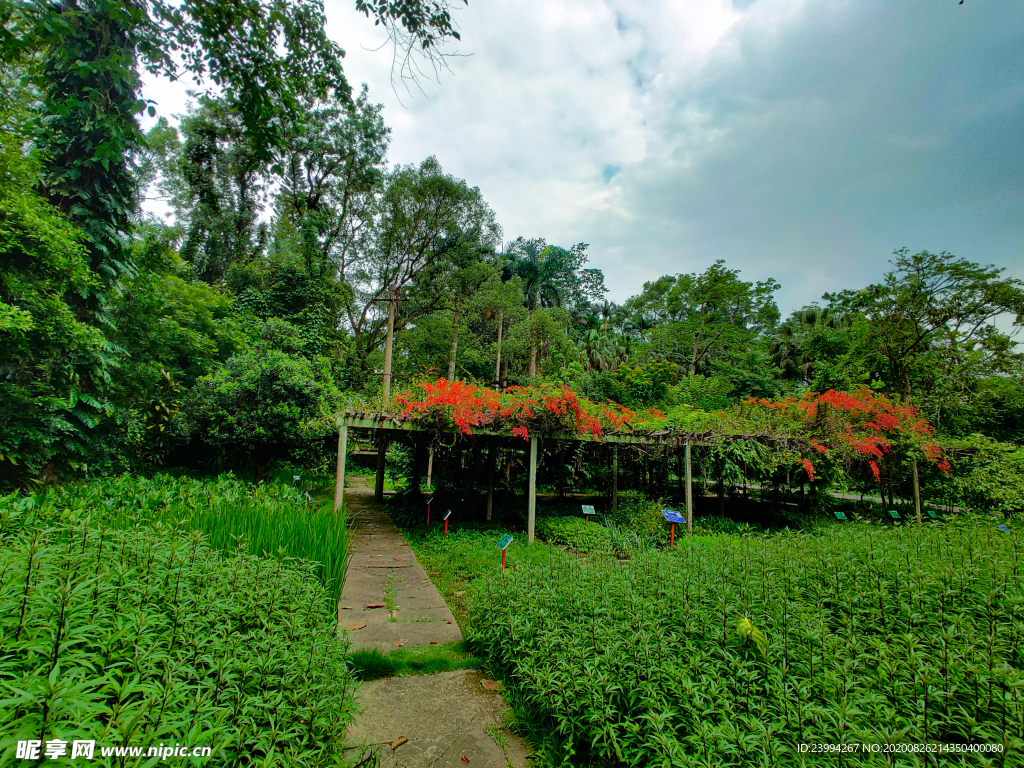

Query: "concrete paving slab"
<box><xmin>344</xmin><ymin>670</ymin><xmax>531</xmax><ymax>768</ymax></box>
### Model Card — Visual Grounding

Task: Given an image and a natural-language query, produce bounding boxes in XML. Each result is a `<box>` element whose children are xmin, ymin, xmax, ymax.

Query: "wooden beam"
<box><xmin>333</xmin><ymin>425</ymin><xmax>348</xmax><ymax>516</ymax></box>
<box><xmin>374</xmin><ymin>436</ymin><xmax>387</xmax><ymax>502</ymax></box>
<box><xmin>426</xmin><ymin>447</ymin><xmax>434</xmax><ymax>491</ymax></box>
<box><xmin>527</xmin><ymin>437</ymin><xmax>538</xmax><ymax>544</ymax></box>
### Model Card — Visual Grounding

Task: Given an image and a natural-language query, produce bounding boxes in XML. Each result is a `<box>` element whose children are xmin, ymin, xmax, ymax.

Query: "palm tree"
<box><xmin>504</xmin><ymin>237</ymin><xmax>578</xmax><ymax>376</ymax></box>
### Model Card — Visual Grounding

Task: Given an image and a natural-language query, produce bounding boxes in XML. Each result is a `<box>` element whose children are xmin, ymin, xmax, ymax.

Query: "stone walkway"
<box><xmin>340</xmin><ymin>478</ymin><xmax>531</xmax><ymax>768</ymax></box>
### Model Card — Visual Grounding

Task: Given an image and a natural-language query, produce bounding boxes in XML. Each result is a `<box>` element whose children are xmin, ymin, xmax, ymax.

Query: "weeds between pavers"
<box><xmin>0</xmin><ymin>506</ymin><xmax>356</xmax><ymax>767</ymax></box>
<box><xmin>469</xmin><ymin>519</ymin><xmax>1024</xmax><ymax>767</ymax></box>
<box><xmin>347</xmin><ymin>641</ymin><xmax>484</xmax><ymax>680</ymax></box>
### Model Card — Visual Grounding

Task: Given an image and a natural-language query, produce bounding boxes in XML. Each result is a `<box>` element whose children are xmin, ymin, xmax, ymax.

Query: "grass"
<box><xmin>347</xmin><ymin>641</ymin><xmax>483</xmax><ymax>680</ymax></box>
<box><xmin>9</xmin><ymin>472</ymin><xmax>349</xmax><ymax>603</ymax></box>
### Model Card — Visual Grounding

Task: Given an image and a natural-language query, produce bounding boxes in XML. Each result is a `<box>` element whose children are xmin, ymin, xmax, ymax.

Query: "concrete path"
<box><xmin>339</xmin><ymin>477</ymin><xmax>462</xmax><ymax>652</ymax></box>
<box><xmin>340</xmin><ymin>478</ymin><xmax>531</xmax><ymax>768</ymax></box>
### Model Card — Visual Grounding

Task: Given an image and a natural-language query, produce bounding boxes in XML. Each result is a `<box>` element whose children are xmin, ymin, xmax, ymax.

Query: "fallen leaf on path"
<box><xmin>429</xmin><ymin>640</ymin><xmax>438</xmax><ymax>644</ymax></box>
<box><xmin>343</xmin><ymin>622</ymin><xmax>366</xmax><ymax>631</ymax></box>
<box><xmin>461</xmin><ymin>755</ymin><xmax>470</xmax><ymax>764</ymax></box>
<box><xmin>366</xmin><ymin>603</ymin><xmax>386</xmax><ymax>608</ymax></box>
<box><xmin>393</xmin><ymin>641</ymin><xmax>403</xmax><ymax>647</ymax></box>
<box><xmin>480</xmin><ymin>680</ymin><xmax>503</xmax><ymax>691</ymax></box>
<box><xmin>393</xmin><ymin>557</ymin><xmax>405</xmax><ymax>561</ymax></box>
<box><xmin>391</xmin><ymin>736</ymin><xmax>408</xmax><ymax>750</ymax></box>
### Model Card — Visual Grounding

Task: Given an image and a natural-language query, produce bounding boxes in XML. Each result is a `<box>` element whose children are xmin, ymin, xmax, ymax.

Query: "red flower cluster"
<box><xmin>801</xmin><ymin>458</ymin><xmax>816</xmax><ymax>482</ymax></box>
<box><xmin>392</xmin><ymin>379</ymin><xmax>627</xmax><ymax>440</ymax></box>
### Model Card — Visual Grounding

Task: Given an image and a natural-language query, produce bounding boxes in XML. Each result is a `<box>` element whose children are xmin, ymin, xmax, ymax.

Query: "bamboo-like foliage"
<box><xmin>470</xmin><ymin>522</ymin><xmax>1024</xmax><ymax>766</ymax></box>
<box><xmin>8</xmin><ymin>473</ymin><xmax>348</xmax><ymax>604</ymax></box>
<box><xmin>0</xmin><ymin>509</ymin><xmax>355</xmax><ymax>766</ymax></box>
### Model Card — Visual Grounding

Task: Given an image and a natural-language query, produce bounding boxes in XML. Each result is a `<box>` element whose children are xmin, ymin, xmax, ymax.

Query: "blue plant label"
<box><xmin>305</xmin><ymin>491</ymin><xmax>313</xmax><ymax>502</ymax></box>
<box><xmin>662</xmin><ymin>509</ymin><xmax>686</xmax><ymax>524</ymax></box>
<box><xmin>833</xmin><ymin>510</ymin><xmax>847</xmax><ymax>520</ymax></box>
<box><xmin>581</xmin><ymin>505</ymin><xmax>596</xmax><ymax>516</ymax></box>
<box><xmin>888</xmin><ymin>510</ymin><xmax>901</xmax><ymax>519</ymax></box>
<box><xmin>998</xmin><ymin>524</ymin><xmax>1010</xmax><ymax>533</ymax></box>
<box><xmin>443</xmin><ymin>510</ymin><xmax>452</xmax><ymax>521</ymax></box>
<box><xmin>497</xmin><ymin>534</ymin><xmax>513</xmax><ymax>550</ymax></box>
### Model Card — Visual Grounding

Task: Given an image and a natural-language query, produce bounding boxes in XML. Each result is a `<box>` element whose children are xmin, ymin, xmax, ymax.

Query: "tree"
<box><xmin>177</xmin><ymin>332</ymin><xmax>342</xmax><ymax>480</ymax></box>
<box><xmin>628</xmin><ymin>260</ymin><xmax>780</xmax><ymax>376</ymax></box>
<box><xmin>5</xmin><ymin>0</ymin><xmax>466</xmax><ymax>293</ymax></box>
<box><xmin>345</xmin><ymin>156</ymin><xmax>499</xmax><ymax>390</ymax></box>
<box><xmin>503</xmin><ymin>237</ymin><xmax>606</xmax><ymax>376</ymax></box>
<box><xmin>827</xmin><ymin>249</ymin><xmax>1024</xmax><ymax>410</ymax></box>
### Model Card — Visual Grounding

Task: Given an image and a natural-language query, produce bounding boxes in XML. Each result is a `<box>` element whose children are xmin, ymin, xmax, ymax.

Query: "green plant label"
<box><xmin>833</xmin><ymin>510</ymin><xmax>847</xmax><ymax>520</ymax></box>
<box><xmin>443</xmin><ymin>510</ymin><xmax>452</xmax><ymax>521</ymax></box>
<box><xmin>888</xmin><ymin>510</ymin><xmax>900</xmax><ymax>519</ymax></box>
<box><xmin>927</xmin><ymin>510</ymin><xmax>939</xmax><ymax>519</ymax></box>
<box><xmin>497</xmin><ymin>534</ymin><xmax>513</xmax><ymax>550</ymax></box>
<box><xmin>662</xmin><ymin>509</ymin><xmax>686</xmax><ymax>523</ymax></box>
<box><xmin>581</xmin><ymin>505</ymin><xmax>596</xmax><ymax>516</ymax></box>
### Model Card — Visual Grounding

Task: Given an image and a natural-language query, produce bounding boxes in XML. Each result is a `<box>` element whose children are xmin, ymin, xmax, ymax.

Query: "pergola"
<box><xmin>331</xmin><ymin>414</ymin><xmax>703</xmax><ymax>543</ymax></box>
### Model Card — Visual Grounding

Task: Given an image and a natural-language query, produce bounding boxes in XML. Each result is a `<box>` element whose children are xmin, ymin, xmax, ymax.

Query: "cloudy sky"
<box><xmin>142</xmin><ymin>0</ymin><xmax>1024</xmax><ymax>313</ymax></box>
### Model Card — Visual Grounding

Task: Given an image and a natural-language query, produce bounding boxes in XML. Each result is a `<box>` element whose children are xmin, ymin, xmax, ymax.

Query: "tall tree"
<box><xmin>503</xmin><ymin>237</ymin><xmax>605</xmax><ymax>376</ymax></box>
<box><xmin>628</xmin><ymin>260</ymin><xmax>780</xmax><ymax>376</ymax></box>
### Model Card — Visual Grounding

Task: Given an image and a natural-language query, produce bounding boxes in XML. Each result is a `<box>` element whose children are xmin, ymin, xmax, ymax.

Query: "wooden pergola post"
<box><xmin>486</xmin><ymin>446</ymin><xmax>496</xmax><ymax>521</ymax></box>
<box><xmin>527</xmin><ymin>437</ymin><xmax>538</xmax><ymax>544</ymax></box>
<box><xmin>333</xmin><ymin>425</ymin><xmax>348</xmax><ymax>516</ymax></box>
<box><xmin>685</xmin><ymin>439</ymin><xmax>693</xmax><ymax>535</ymax></box>
<box><xmin>374</xmin><ymin>434</ymin><xmax>387</xmax><ymax>502</ymax></box>
<box><xmin>426</xmin><ymin>447</ymin><xmax>434</xmax><ymax>491</ymax></box>
<box><xmin>612</xmin><ymin>446</ymin><xmax>619</xmax><ymax>511</ymax></box>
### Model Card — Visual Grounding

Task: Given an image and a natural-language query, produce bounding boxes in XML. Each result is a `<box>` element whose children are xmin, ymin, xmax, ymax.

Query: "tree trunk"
<box><xmin>528</xmin><ymin>309</ymin><xmax>537</xmax><ymax>377</ymax></box>
<box><xmin>382</xmin><ymin>288</ymin><xmax>397</xmax><ymax>403</ymax></box>
<box><xmin>912</xmin><ymin>459</ymin><xmax>923</xmax><ymax>525</ymax></box>
<box><xmin>493</xmin><ymin>307</ymin><xmax>504</xmax><ymax>386</ymax></box>
<box><xmin>447</xmin><ymin>294</ymin><xmax>461</xmax><ymax>381</ymax></box>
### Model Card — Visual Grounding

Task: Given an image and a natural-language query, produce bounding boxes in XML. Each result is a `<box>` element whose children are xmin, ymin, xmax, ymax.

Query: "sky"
<box><xmin>141</xmin><ymin>0</ymin><xmax>1024</xmax><ymax>314</ymax></box>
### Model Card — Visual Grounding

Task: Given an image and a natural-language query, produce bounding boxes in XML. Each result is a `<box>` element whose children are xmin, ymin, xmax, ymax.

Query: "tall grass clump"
<box><xmin>0</xmin><ymin>506</ymin><xmax>355</xmax><ymax>766</ymax></box>
<box><xmin>9</xmin><ymin>473</ymin><xmax>348</xmax><ymax>603</ymax></box>
<box><xmin>470</xmin><ymin>519</ymin><xmax>1024</xmax><ymax>766</ymax></box>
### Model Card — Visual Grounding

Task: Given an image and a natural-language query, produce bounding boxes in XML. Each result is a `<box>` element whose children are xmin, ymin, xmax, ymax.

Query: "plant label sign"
<box><xmin>581</xmin><ymin>505</ymin><xmax>596</xmax><ymax>516</ymax></box>
<box><xmin>998</xmin><ymin>524</ymin><xmax>1010</xmax><ymax>533</ymax></box>
<box><xmin>833</xmin><ymin>510</ymin><xmax>848</xmax><ymax>521</ymax></box>
<box><xmin>497</xmin><ymin>534</ymin><xmax>513</xmax><ymax>551</ymax></box>
<box><xmin>927</xmin><ymin>510</ymin><xmax>939</xmax><ymax>520</ymax></box>
<box><xmin>443</xmin><ymin>510</ymin><xmax>452</xmax><ymax>522</ymax></box>
<box><xmin>662</xmin><ymin>509</ymin><xmax>686</xmax><ymax>524</ymax></box>
<box><xmin>888</xmin><ymin>510</ymin><xmax>901</xmax><ymax>520</ymax></box>
<box><xmin>305</xmin><ymin>491</ymin><xmax>313</xmax><ymax>504</ymax></box>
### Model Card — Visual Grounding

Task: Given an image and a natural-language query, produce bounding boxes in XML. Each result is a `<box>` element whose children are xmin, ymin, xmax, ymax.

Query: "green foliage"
<box><xmin>9</xmin><ymin>473</ymin><xmax>349</xmax><ymax>602</ymax></box>
<box><xmin>348</xmin><ymin>640</ymin><xmax>482</xmax><ymax>680</ymax></box>
<box><xmin>612</xmin><ymin>359</ymin><xmax>676</xmax><ymax>408</ymax></box>
<box><xmin>666</xmin><ymin>374</ymin><xmax>734</xmax><ymax>411</ymax></box>
<box><xmin>0</xmin><ymin>507</ymin><xmax>355</xmax><ymax>766</ymax></box>
<box><xmin>470</xmin><ymin>520</ymin><xmax>1024</xmax><ymax>766</ymax></box>
<box><xmin>535</xmin><ymin>515</ymin><xmax>617</xmax><ymax>555</ymax></box>
<box><xmin>0</xmin><ymin>95</ymin><xmax>120</xmax><ymax>486</ymax></box>
<box><xmin>949</xmin><ymin>434</ymin><xmax>1024</xmax><ymax>516</ymax></box>
<box><xmin>178</xmin><ymin>345</ymin><xmax>341</xmax><ymax>477</ymax></box>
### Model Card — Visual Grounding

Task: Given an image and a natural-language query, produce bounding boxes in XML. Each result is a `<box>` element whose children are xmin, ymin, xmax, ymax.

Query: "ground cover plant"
<box><xmin>0</xmin><ymin>503</ymin><xmax>355</xmax><ymax>766</ymax></box>
<box><xmin>469</xmin><ymin>518</ymin><xmax>1024</xmax><ymax>767</ymax></box>
<box><xmin>12</xmin><ymin>473</ymin><xmax>348</xmax><ymax>603</ymax></box>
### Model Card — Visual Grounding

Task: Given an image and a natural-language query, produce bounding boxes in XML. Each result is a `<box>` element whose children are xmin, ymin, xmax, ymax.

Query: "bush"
<box><xmin>0</xmin><ymin>513</ymin><xmax>355</xmax><ymax>766</ymax></box>
<box><xmin>536</xmin><ymin>515</ymin><xmax>617</xmax><ymax>555</ymax></box>
<box><xmin>178</xmin><ymin>348</ymin><xmax>341</xmax><ymax>479</ymax></box>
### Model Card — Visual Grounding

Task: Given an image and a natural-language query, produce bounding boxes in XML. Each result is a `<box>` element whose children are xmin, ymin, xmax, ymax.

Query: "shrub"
<box><xmin>177</xmin><ymin>348</ymin><xmax>341</xmax><ymax>479</ymax></box>
<box><xmin>0</xmin><ymin>514</ymin><xmax>355</xmax><ymax>766</ymax></box>
<box><xmin>536</xmin><ymin>515</ymin><xmax>617</xmax><ymax>555</ymax></box>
